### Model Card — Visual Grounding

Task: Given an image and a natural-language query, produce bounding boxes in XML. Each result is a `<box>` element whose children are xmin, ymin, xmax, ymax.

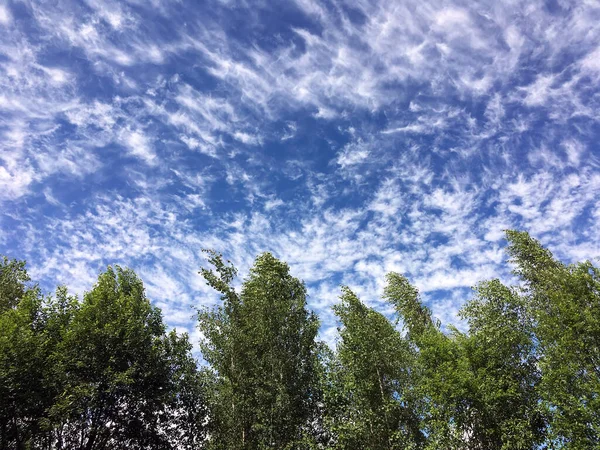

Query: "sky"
<box><xmin>1</xmin><ymin>0</ymin><xmax>600</xmax><ymax>346</ymax></box>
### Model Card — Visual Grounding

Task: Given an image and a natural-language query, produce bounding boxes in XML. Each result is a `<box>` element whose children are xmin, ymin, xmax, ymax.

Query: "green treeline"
<box><xmin>1</xmin><ymin>230</ymin><xmax>599</xmax><ymax>449</ymax></box>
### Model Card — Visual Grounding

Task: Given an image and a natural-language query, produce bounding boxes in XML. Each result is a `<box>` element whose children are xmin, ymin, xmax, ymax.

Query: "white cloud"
<box><xmin>0</xmin><ymin>165</ymin><xmax>35</xmax><ymax>201</ymax></box>
<box><xmin>382</xmin><ymin>123</ymin><xmax>428</xmax><ymax>135</ymax></box>
<box><xmin>233</xmin><ymin>131</ymin><xmax>262</xmax><ymax>146</ymax></box>
<box><xmin>121</xmin><ymin>128</ymin><xmax>157</xmax><ymax>164</ymax></box>
<box><xmin>336</xmin><ymin>139</ymin><xmax>370</xmax><ymax>169</ymax></box>
<box><xmin>2</xmin><ymin>0</ymin><xmax>600</xmax><ymax>344</ymax></box>
<box><xmin>39</xmin><ymin>66</ymin><xmax>71</xmax><ymax>85</ymax></box>
<box><xmin>580</xmin><ymin>46</ymin><xmax>600</xmax><ymax>73</ymax></box>
<box><xmin>36</xmin><ymin>146</ymin><xmax>101</xmax><ymax>178</ymax></box>
<box><xmin>0</xmin><ymin>4</ymin><xmax>12</xmax><ymax>25</ymax></box>
<box><xmin>179</xmin><ymin>135</ymin><xmax>217</xmax><ymax>157</ymax></box>
<box><xmin>264</xmin><ymin>198</ymin><xmax>284</xmax><ymax>211</ymax></box>
<box><xmin>521</xmin><ymin>75</ymin><xmax>555</xmax><ymax>107</ymax></box>
<box><xmin>281</xmin><ymin>121</ymin><xmax>297</xmax><ymax>141</ymax></box>
<box><xmin>562</xmin><ymin>139</ymin><xmax>585</xmax><ymax>167</ymax></box>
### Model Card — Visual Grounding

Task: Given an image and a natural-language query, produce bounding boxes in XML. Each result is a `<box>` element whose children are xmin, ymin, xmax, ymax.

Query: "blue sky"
<box><xmin>1</xmin><ymin>0</ymin><xmax>600</xmax><ymax>345</ymax></box>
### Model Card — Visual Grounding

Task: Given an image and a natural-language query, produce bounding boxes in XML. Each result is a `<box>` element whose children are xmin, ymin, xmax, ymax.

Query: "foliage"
<box><xmin>0</xmin><ymin>256</ymin><xmax>31</xmax><ymax>312</ymax></box>
<box><xmin>0</xmin><ymin>261</ymin><xmax>205</xmax><ymax>450</ymax></box>
<box><xmin>198</xmin><ymin>251</ymin><xmax>321</xmax><ymax>449</ymax></box>
<box><xmin>324</xmin><ymin>286</ymin><xmax>425</xmax><ymax>449</ymax></box>
<box><xmin>1</xmin><ymin>229</ymin><xmax>599</xmax><ymax>449</ymax></box>
<box><xmin>385</xmin><ymin>271</ymin><xmax>547</xmax><ymax>449</ymax></box>
<box><xmin>506</xmin><ymin>230</ymin><xmax>600</xmax><ymax>448</ymax></box>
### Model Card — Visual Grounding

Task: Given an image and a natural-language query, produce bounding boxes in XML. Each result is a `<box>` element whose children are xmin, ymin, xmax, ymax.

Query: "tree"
<box><xmin>323</xmin><ymin>286</ymin><xmax>424</xmax><ymax>449</ymax></box>
<box><xmin>0</xmin><ymin>256</ymin><xmax>31</xmax><ymax>312</ymax></box>
<box><xmin>0</xmin><ymin>257</ymin><xmax>56</xmax><ymax>450</ymax></box>
<box><xmin>0</xmin><ymin>259</ymin><xmax>80</xmax><ymax>450</ymax></box>
<box><xmin>385</xmin><ymin>272</ymin><xmax>546</xmax><ymax>449</ymax></box>
<box><xmin>2</xmin><ymin>230</ymin><xmax>599</xmax><ymax>449</ymax></box>
<box><xmin>506</xmin><ymin>230</ymin><xmax>600</xmax><ymax>448</ymax></box>
<box><xmin>384</xmin><ymin>272</ymin><xmax>466</xmax><ymax>448</ymax></box>
<box><xmin>456</xmin><ymin>279</ymin><xmax>547</xmax><ymax>449</ymax></box>
<box><xmin>198</xmin><ymin>251</ymin><xmax>321</xmax><ymax>449</ymax></box>
<box><xmin>0</xmin><ymin>286</ymin><xmax>48</xmax><ymax>449</ymax></box>
<box><xmin>47</xmin><ymin>266</ymin><xmax>206</xmax><ymax>449</ymax></box>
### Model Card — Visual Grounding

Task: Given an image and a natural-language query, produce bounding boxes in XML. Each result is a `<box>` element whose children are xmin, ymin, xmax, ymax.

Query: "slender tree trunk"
<box><xmin>11</xmin><ymin>404</ymin><xmax>22</xmax><ymax>450</ymax></box>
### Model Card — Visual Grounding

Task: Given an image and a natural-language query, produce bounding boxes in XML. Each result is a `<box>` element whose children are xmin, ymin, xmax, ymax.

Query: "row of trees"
<box><xmin>1</xmin><ymin>231</ymin><xmax>599</xmax><ymax>449</ymax></box>
<box><xmin>0</xmin><ymin>263</ymin><xmax>205</xmax><ymax>449</ymax></box>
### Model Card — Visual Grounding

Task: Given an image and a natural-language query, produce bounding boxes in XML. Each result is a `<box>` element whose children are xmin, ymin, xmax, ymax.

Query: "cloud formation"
<box><xmin>1</xmin><ymin>0</ymin><xmax>600</xmax><ymax>347</ymax></box>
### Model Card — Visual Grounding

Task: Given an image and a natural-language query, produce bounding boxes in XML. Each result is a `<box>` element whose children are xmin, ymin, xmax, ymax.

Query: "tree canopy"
<box><xmin>1</xmin><ymin>230</ymin><xmax>598</xmax><ymax>449</ymax></box>
<box><xmin>0</xmin><ymin>260</ymin><xmax>205</xmax><ymax>450</ymax></box>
